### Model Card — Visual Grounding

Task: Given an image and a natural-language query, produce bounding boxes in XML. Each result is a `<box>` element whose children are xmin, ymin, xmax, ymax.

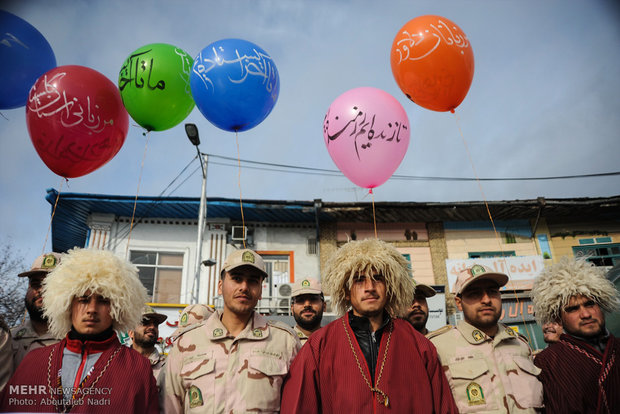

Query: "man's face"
<box><xmin>218</xmin><ymin>266</ymin><xmax>263</xmax><ymax>317</ymax></box>
<box><xmin>291</xmin><ymin>294</ymin><xmax>325</xmax><ymax>331</ymax></box>
<box><xmin>70</xmin><ymin>291</ymin><xmax>113</xmax><ymax>335</ymax></box>
<box><xmin>346</xmin><ymin>273</ymin><xmax>388</xmax><ymax>319</ymax></box>
<box><xmin>407</xmin><ymin>294</ymin><xmax>429</xmax><ymax>332</ymax></box>
<box><xmin>25</xmin><ymin>273</ymin><xmax>47</xmax><ymax>322</ymax></box>
<box><xmin>130</xmin><ymin>317</ymin><xmax>159</xmax><ymax>348</ymax></box>
<box><xmin>542</xmin><ymin>321</ymin><xmax>563</xmax><ymax>343</ymax></box>
<box><xmin>561</xmin><ymin>294</ymin><xmax>605</xmax><ymax>339</ymax></box>
<box><xmin>455</xmin><ymin>279</ymin><xmax>502</xmax><ymax>330</ymax></box>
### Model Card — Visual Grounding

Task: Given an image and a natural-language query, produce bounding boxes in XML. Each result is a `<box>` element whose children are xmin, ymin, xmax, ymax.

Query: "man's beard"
<box><xmin>564</xmin><ymin>321</ymin><xmax>605</xmax><ymax>339</ymax></box>
<box><xmin>294</xmin><ymin>307</ymin><xmax>323</xmax><ymax>331</ymax></box>
<box><xmin>134</xmin><ymin>331</ymin><xmax>158</xmax><ymax>348</ymax></box>
<box><xmin>407</xmin><ymin>311</ymin><xmax>429</xmax><ymax>332</ymax></box>
<box><xmin>25</xmin><ymin>297</ymin><xmax>47</xmax><ymax>323</ymax></box>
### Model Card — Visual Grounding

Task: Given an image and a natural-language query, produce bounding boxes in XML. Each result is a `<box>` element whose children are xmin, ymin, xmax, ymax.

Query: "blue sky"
<box><xmin>1</xmin><ymin>0</ymin><xmax>619</xmax><ymax>262</ymax></box>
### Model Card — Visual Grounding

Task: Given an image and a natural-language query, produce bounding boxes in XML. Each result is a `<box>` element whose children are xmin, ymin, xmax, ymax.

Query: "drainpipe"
<box><xmin>314</xmin><ymin>199</ymin><xmax>322</xmax><ymax>280</ymax></box>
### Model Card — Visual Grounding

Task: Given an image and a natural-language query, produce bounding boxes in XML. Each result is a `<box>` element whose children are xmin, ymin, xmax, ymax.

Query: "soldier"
<box><xmin>428</xmin><ymin>264</ymin><xmax>543</xmax><ymax>413</ymax></box>
<box><xmin>162</xmin><ymin>249</ymin><xmax>301</xmax><ymax>413</ymax></box>
<box><xmin>11</xmin><ymin>252</ymin><xmax>61</xmax><ymax>369</ymax></box>
<box><xmin>406</xmin><ymin>282</ymin><xmax>436</xmax><ymax>335</ymax></box>
<box><xmin>532</xmin><ymin>257</ymin><xmax>620</xmax><ymax>413</ymax></box>
<box><xmin>541</xmin><ymin>320</ymin><xmax>563</xmax><ymax>344</ymax></box>
<box><xmin>290</xmin><ymin>277</ymin><xmax>325</xmax><ymax>344</ymax></box>
<box><xmin>171</xmin><ymin>303</ymin><xmax>215</xmax><ymax>339</ymax></box>
<box><xmin>0</xmin><ymin>316</ymin><xmax>12</xmax><ymax>392</ymax></box>
<box><xmin>129</xmin><ymin>305</ymin><xmax>168</xmax><ymax>380</ymax></box>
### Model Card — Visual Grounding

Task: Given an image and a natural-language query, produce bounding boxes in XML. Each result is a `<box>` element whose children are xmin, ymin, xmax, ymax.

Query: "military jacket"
<box><xmin>293</xmin><ymin>326</ymin><xmax>309</xmax><ymax>346</ymax></box>
<box><xmin>148</xmin><ymin>348</ymin><xmax>166</xmax><ymax>381</ymax></box>
<box><xmin>10</xmin><ymin>320</ymin><xmax>58</xmax><ymax>369</ymax></box>
<box><xmin>162</xmin><ymin>310</ymin><xmax>301</xmax><ymax>413</ymax></box>
<box><xmin>429</xmin><ymin>320</ymin><xmax>543</xmax><ymax>413</ymax></box>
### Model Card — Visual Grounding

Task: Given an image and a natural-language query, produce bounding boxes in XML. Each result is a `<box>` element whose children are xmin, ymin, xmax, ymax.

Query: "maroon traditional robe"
<box><xmin>0</xmin><ymin>335</ymin><xmax>159</xmax><ymax>413</ymax></box>
<box><xmin>534</xmin><ymin>333</ymin><xmax>620</xmax><ymax>414</ymax></box>
<box><xmin>281</xmin><ymin>315</ymin><xmax>457</xmax><ymax>414</ymax></box>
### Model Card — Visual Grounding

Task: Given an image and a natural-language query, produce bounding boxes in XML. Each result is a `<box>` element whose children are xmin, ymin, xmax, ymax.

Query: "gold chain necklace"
<box><xmin>46</xmin><ymin>343</ymin><xmax>122</xmax><ymax>413</ymax></box>
<box><xmin>342</xmin><ymin>317</ymin><xmax>393</xmax><ymax>407</ymax></box>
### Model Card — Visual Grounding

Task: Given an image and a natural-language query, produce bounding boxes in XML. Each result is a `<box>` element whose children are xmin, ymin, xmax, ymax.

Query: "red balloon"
<box><xmin>26</xmin><ymin>65</ymin><xmax>129</xmax><ymax>178</ymax></box>
<box><xmin>391</xmin><ymin>15</ymin><xmax>474</xmax><ymax>112</ymax></box>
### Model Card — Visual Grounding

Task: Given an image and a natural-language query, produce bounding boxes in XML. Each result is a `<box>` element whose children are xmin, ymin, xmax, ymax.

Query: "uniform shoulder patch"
<box><xmin>267</xmin><ymin>320</ymin><xmax>297</xmax><ymax>337</ymax></box>
<box><xmin>426</xmin><ymin>325</ymin><xmax>453</xmax><ymax>340</ymax></box>
<box><xmin>174</xmin><ymin>321</ymin><xmax>205</xmax><ymax>339</ymax></box>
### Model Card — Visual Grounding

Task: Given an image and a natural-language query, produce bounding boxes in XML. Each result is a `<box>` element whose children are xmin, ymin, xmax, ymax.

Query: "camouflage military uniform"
<box><xmin>148</xmin><ymin>348</ymin><xmax>166</xmax><ymax>380</ymax></box>
<box><xmin>10</xmin><ymin>320</ymin><xmax>58</xmax><ymax>369</ymax></box>
<box><xmin>429</xmin><ymin>320</ymin><xmax>543</xmax><ymax>413</ymax></box>
<box><xmin>162</xmin><ymin>309</ymin><xmax>301</xmax><ymax>413</ymax></box>
<box><xmin>292</xmin><ymin>326</ymin><xmax>309</xmax><ymax>345</ymax></box>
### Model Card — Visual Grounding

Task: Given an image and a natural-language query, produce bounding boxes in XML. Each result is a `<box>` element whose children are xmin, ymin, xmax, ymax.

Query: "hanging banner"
<box><xmin>445</xmin><ymin>256</ymin><xmax>545</xmax><ymax>293</ymax></box>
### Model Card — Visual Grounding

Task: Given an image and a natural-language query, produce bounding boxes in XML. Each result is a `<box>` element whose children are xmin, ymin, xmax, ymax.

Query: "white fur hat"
<box><xmin>322</xmin><ymin>238</ymin><xmax>415</xmax><ymax>317</ymax></box>
<box><xmin>532</xmin><ymin>256</ymin><xmax>620</xmax><ymax>324</ymax></box>
<box><xmin>42</xmin><ymin>248</ymin><xmax>148</xmax><ymax>339</ymax></box>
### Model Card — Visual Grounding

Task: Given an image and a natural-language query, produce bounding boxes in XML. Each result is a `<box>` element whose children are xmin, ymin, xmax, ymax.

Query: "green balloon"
<box><xmin>118</xmin><ymin>43</ymin><xmax>195</xmax><ymax>131</ymax></box>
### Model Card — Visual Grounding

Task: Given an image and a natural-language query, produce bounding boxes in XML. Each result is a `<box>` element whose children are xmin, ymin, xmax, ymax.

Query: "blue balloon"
<box><xmin>190</xmin><ymin>38</ymin><xmax>279</xmax><ymax>132</ymax></box>
<box><xmin>0</xmin><ymin>11</ymin><xmax>57</xmax><ymax>110</ymax></box>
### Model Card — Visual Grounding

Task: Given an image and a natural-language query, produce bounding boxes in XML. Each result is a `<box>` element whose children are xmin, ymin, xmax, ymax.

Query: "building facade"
<box><xmin>46</xmin><ymin>190</ymin><xmax>620</xmax><ymax>349</ymax></box>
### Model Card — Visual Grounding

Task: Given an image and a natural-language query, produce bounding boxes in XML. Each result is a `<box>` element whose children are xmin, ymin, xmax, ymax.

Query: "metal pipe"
<box><xmin>192</xmin><ymin>151</ymin><xmax>208</xmax><ymax>304</ymax></box>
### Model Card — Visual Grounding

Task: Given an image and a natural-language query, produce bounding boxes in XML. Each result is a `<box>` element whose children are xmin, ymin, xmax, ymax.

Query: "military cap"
<box><xmin>453</xmin><ymin>264</ymin><xmax>508</xmax><ymax>295</ymax></box>
<box><xmin>18</xmin><ymin>252</ymin><xmax>62</xmax><ymax>277</ymax></box>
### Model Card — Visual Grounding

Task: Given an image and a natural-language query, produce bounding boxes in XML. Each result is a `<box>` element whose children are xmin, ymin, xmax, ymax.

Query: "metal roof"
<box><xmin>45</xmin><ymin>188</ymin><xmax>620</xmax><ymax>253</ymax></box>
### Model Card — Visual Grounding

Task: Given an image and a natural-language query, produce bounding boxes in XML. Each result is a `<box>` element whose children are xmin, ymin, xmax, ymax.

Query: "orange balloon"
<box><xmin>390</xmin><ymin>15</ymin><xmax>474</xmax><ymax>112</ymax></box>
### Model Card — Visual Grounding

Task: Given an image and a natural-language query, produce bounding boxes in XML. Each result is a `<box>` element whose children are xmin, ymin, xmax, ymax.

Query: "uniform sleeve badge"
<box><xmin>466</xmin><ymin>382</ymin><xmax>485</xmax><ymax>406</ymax></box>
<box><xmin>189</xmin><ymin>385</ymin><xmax>203</xmax><ymax>408</ymax></box>
<box><xmin>471</xmin><ymin>330</ymin><xmax>484</xmax><ymax>342</ymax></box>
<box><xmin>180</xmin><ymin>312</ymin><xmax>189</xmax><ymax>326</ymax></box>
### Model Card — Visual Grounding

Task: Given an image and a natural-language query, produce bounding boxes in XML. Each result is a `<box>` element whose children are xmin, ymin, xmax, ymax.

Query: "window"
<box><xmin>307</xmin><ymin>238</ymin><xmax>317</xmax><ymax>255</ymax></box>
<box><xmin>468</xmin><ymin>251</ymin><xmax>516</xmax><ymax>259</ymax></box>
<box><xmin>573</xmin><ymin>244</ymin><xmax>620</xmax><ymax>267</ymax></box>
<box><xmin>259</xmin><ymin>251</ymin><xmax>294</xmax><ymax>299</ymax></box>
<box><xmin>130</xmin><ymin>251</ymin><xmax>184</xmax><ymax>303</ymax></box>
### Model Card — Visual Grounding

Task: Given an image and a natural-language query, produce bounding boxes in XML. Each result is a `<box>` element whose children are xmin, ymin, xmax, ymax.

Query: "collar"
<box><xmin>148</xmin><ymin>349</ymin><xmax>164</xmax><ymax>364</ymax></box>
<box><xmin>204</xmin><ymin>309</ymin><xmax>270</xmax><ymax>341</ymax></box>
<box><xmin>565</xmin><ymin>329</ymin><xmax>610</xmax><ymax>353</ymax></box>
<box><xmin>348</xmin><ymin>310</ymin><xmax>391</xmax><ymax>333</ymax></box>
<box><xmin>293</xmin><ymin>326</ymin><xmax>309</xmax><ymax>339</ymax></box>
<box><xmin>456</xmin><ymin>320</ymin><xmax>518</xmax><ymax>344</ymax></box>
<box><xmin>12</xmin><ymin>320</ymin><xmax>56</xmax><ymax>340</ymax></box>
<box><xmin>65</xmin><ymin>327</ymin><xmax>118</xmax><ymax>354</ymax></box>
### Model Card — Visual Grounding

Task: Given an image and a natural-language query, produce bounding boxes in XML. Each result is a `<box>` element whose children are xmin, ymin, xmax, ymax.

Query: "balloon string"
<box><xmin>126</xmin><ymin>130</ymin><xmax>150</xmax><ymax>259</ymax></box>
<box><xmin>452</xmin><ymin>111</ymin><xmax>532</xmax><ymax>345</ymax></box>
<box><xmin>42</xmin><ymin>177</ymin><xmax>65</xmax><ymax>254</ymax></box>
<box><xmin>235</xmin><ymin>131</ymin><xmax>246</xmax><ymax>249</ymax></box>
<box><xmin>370</xmin><ymin>189</ymin><xmax>377</xmax><ymax>239</ymax></box>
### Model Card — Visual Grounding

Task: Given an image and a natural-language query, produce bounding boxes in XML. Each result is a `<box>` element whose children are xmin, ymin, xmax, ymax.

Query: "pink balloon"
<box><xmin>323</xmin><ymin>87</ymin><xmax>410</xmax><ymax>189</ymax></box>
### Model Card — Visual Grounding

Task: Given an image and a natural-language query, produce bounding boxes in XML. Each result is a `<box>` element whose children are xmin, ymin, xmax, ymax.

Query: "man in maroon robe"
<box><xmin>281</xmin><ymin>239</ymin><xmax>457</xmax><ymax>413</ymax></box>
<box><xmin>532</xmin><ymin>257</ymin><xmax>620</xmax><ymax>414</ymax></box>
<box><xmin>0</xmin><ymin>248</ymin><xmax>159</xmax><ymax>413</ymax></box>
